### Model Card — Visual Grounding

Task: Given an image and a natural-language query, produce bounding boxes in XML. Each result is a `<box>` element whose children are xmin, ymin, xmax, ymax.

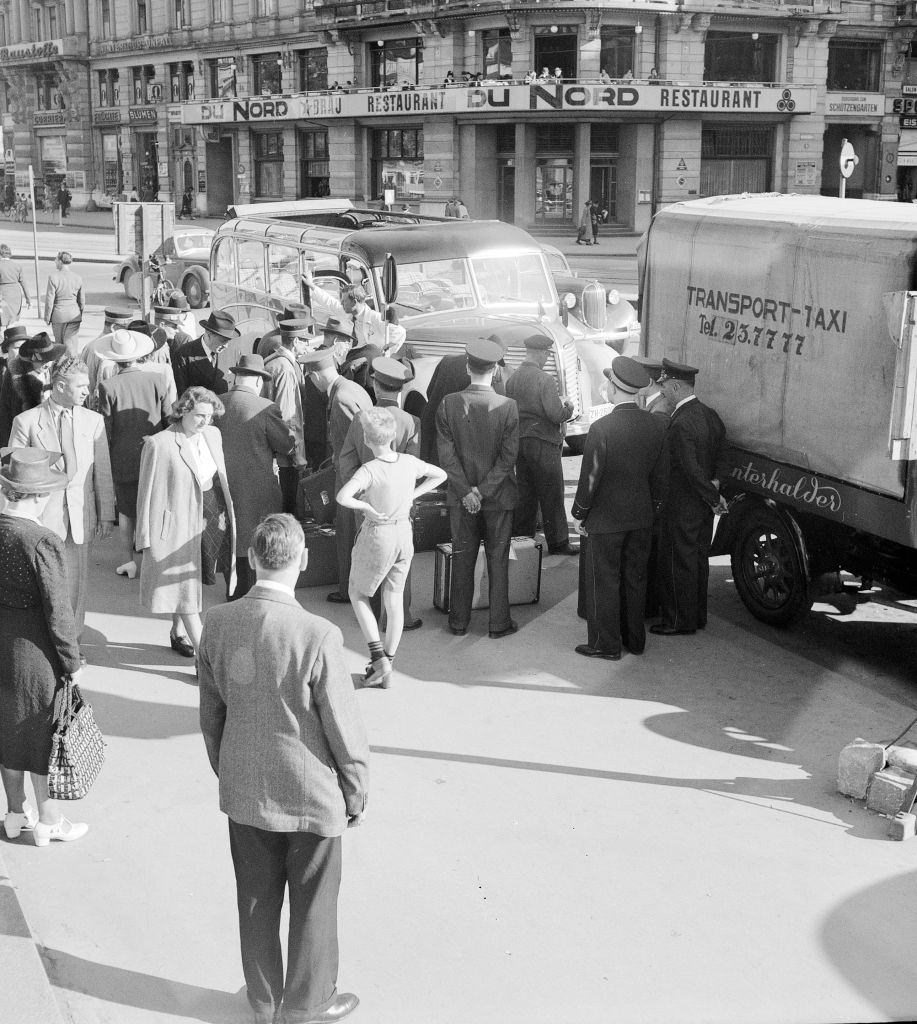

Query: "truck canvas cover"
<box><xmin>641</xmin><ymin>194</ymin><xmax>917</xmax><ymax>499</ymax></box>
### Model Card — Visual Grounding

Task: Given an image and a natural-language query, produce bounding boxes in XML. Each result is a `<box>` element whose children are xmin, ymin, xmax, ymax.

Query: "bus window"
<box><xmin>393</xmin><ymin>257</ymin><xmax>473</xmax><ymax>313</ymax></box>
<box><xmin>212</xmin><ymin>236</ymin><xmax>236</xmax><ymax>283</ymax></box>
<box><xmin>268</xmin><ymin>243</ymin><xmax>302</xmax><ymax>302</ymax></box>
<box><xmin>237</xmin><ymin>239</ymin><xmax>266</xmax><ymax>293</ymax></box>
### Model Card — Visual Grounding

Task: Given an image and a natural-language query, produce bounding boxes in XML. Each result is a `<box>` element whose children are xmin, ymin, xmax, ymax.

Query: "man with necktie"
<box><xmin>173</xmin><ymin>310</ymin><xmax>244</xmax><ymax>396</ymax></box>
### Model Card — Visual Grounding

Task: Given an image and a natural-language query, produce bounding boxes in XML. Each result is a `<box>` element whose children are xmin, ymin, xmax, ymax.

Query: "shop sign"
<box><xmin>0</xmin><ymin>39</ymin><xmax>62</xmax><ymax>62</ymax></box>
<box><xmin>198</xmin><ymin>169</ymin><xmax>206</xmax><ymax>193</ymax></box>
<box><xmin>33</xmin><ymin>110</ymin><xmax>66</xmax><ymax>127</ymax></box>
<box><xmin>129</xmin><ymin>106</ymin><xmax>158</xmax><ymax>124</ymax></box>
<box><xmin>892</xmin><ymin>97</ymin><xmax>917</xmax><ymax>115</ymax></box>
<box><xmin>95</xmin><ymin>34</ymin><xmax>173</xmax><ymax>56</ymax></box>
<box><xmin>93</xmin><ymin>108</ymin><xmax>122</xmax><ymax>126</ymax></box>
<box><xmin>793</xmin><ymin>160</ymin><xmax>817</xmax><ymax>187</ymax></box>
<box><xmin>181</xmin><ymin>82</ymin><xmax>816</xmax><ymax>124</ymax></box>
<box><xmin>4</xmin><ymin>149</ymin><xmax>15</xmax><ymax>176</ymax></box>
<box><xmin>901</xmin><ymin>117</ymin><xmax>917</xmax><ymax>128</ymax></box>
<box><xmin>903</xmin><ymin>85</ymin><xmax>917</xmax><ymax>96</ymax></box>
<box><xmin>826</xmin><ymin>92</ymin><xmax>883</xmax><ymax>115</ymax></box>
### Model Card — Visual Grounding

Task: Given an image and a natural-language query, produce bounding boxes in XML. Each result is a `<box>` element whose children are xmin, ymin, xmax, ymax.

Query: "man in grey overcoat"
<box><xmin>199</xmin><ymin>513</ymin><xmax>369</xmax><ymax>1024</ymax></box>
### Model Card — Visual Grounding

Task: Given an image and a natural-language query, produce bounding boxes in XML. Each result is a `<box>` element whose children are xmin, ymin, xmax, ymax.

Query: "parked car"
<box><xmin>114</xmin><ymin>228</ymin><xmax>213</xmax><ymax>308</ymax></box>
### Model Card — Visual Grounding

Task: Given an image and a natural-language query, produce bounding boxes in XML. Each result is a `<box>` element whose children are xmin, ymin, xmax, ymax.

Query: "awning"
<box><xmin>899</xmin><ymin>129</ymin><xmax>917</xmax><ymax>167</ymax></box>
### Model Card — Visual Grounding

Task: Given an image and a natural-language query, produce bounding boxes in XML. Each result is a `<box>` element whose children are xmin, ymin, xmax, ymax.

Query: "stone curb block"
<box><xmin>837</xmin><ymin>738</ymin><xmax>886</xmax><ymax>799</ymax></box>
<box><xmin>867</xmin><ymin>766</ymin><xmax>917</xmax><ymax>816</ymax></box>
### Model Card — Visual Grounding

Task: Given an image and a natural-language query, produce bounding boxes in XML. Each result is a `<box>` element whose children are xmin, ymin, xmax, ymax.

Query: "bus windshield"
<box><xmin>390</xmin><ymin>257</ymin><xmax>475</xmax><ymax>315</ymax></box>
<box><xmin>470</xmin><ymin>253</ymin><xmax>555</xmax><ymax>308</ymax></box>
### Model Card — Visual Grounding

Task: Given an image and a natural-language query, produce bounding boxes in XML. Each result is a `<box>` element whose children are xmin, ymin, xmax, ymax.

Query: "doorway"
<box><xmin>498</xmin><ymin>160</ymin><xmax>515</xmax><ymax>222</ymax></box>
<box><xmin>589</xmin><ymin>162</ymin><xmax>617</xmax><ymax>222</ymax></box>
<box><xmin>206</xmin><ymin>137</ymin><xmax>233</xmax><ymax>216</ymax></box>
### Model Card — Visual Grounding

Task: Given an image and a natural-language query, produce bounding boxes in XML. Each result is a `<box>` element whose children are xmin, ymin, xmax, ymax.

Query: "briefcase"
<box><xmin>297</xmin><ymin>461</ymin><xmax>337</xmax><ymax>525</ymax></box>
<box><xmin>433</xmin><ymin>537</ymin><xmax>543</xmax><ymax>613</ymax></box>
<box><xmin>411</xmin><ymin>489</ymin><xmax>451</xmax><ymax>552</ymax></box>
<box><xmin>297</xmin><ymin>524</ymin><xmax>338</xmax><ymax>588</ymax></box>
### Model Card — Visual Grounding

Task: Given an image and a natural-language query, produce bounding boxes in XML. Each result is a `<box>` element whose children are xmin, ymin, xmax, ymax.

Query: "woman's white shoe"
<box><xmin>33</xmin><ymin>817</ymin><xmax>89</xmax><ymax>847</ymax></box>
<box><xmin>115</xmin><ymin>560</ymin><xmax>138</xmax><ymax>579</ymax></box>
<box><xmin>3</xmin><ymin>803</ymin><xmax>38</xmax><ymax>839</ymax></box>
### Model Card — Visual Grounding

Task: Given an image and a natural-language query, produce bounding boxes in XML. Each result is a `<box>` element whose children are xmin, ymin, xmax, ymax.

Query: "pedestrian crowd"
<box><xmin>0</xmin><ymin>245</ymin><xmax>727</xmax><ymax>1023</ymax></box>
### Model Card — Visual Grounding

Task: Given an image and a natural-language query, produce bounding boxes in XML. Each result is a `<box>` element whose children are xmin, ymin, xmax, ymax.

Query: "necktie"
<box><xmin>58</xmin><ymin>408</ymin><xmax>77</xmax><ymax>481</ymax></box>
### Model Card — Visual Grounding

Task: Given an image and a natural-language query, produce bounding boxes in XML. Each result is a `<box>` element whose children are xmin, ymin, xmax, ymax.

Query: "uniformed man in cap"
<box><xmin>435</xmin><ymin>339</ymin><xmax>519</xmax><ymax>638</ymax></box>
<box><xmin>256</xmin><ymin>306</ymin><xmax>314</xmax><ymax>360</ymax></box>
<box><xmin>300</xmin><ymin>346</ymin><xmax>372</xmax><ymax>603</ymax></box>
<box><xmin>635</xmin><ymin>356</ymin><xmax>671</xmax><ymax>617</ymax></box>
<box><xmin>571</xmin><ymin>356</ymin><xmax>668</xmax><ymax>659</ymax></box>
<box><xmin>650</xmin><ymin>358</ymin><xmax>727</xmax><ymax>636</ymax></box>
<box><xmin>263</xmin><ymin>319</ymin><xmax>312</xmax><ymax>513</ymax></box>
<box><xmin>505</xmin><ymin>332</ymin><xmax>576</xmax><ymax>555</ymax></box>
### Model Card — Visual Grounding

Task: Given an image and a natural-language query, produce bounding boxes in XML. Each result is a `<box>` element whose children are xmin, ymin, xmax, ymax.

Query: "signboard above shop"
<box><xmin>0</xmin><ymin>39</ymin><xmax>63</xmax><ymax>62</ymax></box>
<box><xmin>181</xmin><ymin>82</ymin><xmax>817</xmax><ymax>125</ymax></box>
<box><xmin>826</xmin><ymin>92</ymin><xmax>884</xmax><ymax>116</ymax></box>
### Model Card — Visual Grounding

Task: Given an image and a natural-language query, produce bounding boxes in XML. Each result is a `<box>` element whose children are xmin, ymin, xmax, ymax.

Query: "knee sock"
<box><xmin>368</xmin><ymin>640</ymin><xmax>384</xmax><ymax>663</ymax></box>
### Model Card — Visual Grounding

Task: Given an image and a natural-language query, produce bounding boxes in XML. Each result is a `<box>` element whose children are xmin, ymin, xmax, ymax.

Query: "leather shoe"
<box><xmin>649</xmin><ymin>624</ymin><xmax>696</xmax><ymax>636</ymax></box>
<box><xmin>489</xmin><ymin>620</ymin><xmax>518</xmax><ymax>639</ymax></box>
<box><xmin>284</xmin><ymin>993</ymin><xmax>360</xmax><ymax>1024</ymax></box>
<box><xmin>548</xmin><ymin>543</ymin><xmax>579</xmax><ymax>556</ymax></box>
<box><xmin>403</xmin><ymin>617</ymin><xmax>423</xmax><ymax>631</ymax></box>
<box><xmin>449</xmin><ymin>625</ymin><xmax>467</xmax><ymax>636</ymax></box>
<box><xmin>326</xmin><ymin>591</ymin><xmax>351</xmax><ymax>604</ymax></box>
<box><xmin>170</xmin><ymin>631</ymin><xmax>196</xmax><ymax>658</ymax></box>
<box><xmin>575</xmin><ymin>644</ymin><xmax>621</xmax><ymax>661</ymax></box>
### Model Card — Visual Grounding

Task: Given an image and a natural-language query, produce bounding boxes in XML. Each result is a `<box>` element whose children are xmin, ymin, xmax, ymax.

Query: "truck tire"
<box><xmin>730</xmin><ymin>507</ymin><xmax>812</xmax><ymax>626</ymax></box>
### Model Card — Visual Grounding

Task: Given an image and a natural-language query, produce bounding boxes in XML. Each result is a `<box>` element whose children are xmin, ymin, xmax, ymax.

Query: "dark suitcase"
<box><xmin>296</xmin><ymin>524</ymin><xmax>338</xmax><ymax>588</ymax></box>
<box><xmin>433</xmin><ymin>537</ymin><xmax>543</xmax><ymax>612</ymax></box>
<box><xmin>297</xmin><ymin>462</ymin><xmax>337</xmax><ymax>525</ymax></box>
<box><xmin>411</xmin><ymin>489</ymin><xmax>451</xmax><ymax>552</ymax></box>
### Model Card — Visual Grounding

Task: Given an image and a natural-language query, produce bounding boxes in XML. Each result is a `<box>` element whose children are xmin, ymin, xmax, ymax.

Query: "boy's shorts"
<box><xmin>349</xmin><ymin>518</ymin><xmax>414</xmax><ymax>595</ymax></box>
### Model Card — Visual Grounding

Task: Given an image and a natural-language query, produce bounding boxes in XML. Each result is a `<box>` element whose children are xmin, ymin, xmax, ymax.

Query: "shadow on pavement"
<box><xmin>80</xmin><ymin>626</ymin><xmax>197</xmax><ymax>686</ymax></box>
<box><xmin>85</xmin><ymin>689</ymin><xmax>199</xmax><ymax>741</ymax></box>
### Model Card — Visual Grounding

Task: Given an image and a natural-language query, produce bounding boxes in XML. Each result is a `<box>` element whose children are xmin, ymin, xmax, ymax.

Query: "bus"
<box><xmin>208</xmin><ymin>204</ymin><xmax>638</xmax><ymax>447</ymax></box>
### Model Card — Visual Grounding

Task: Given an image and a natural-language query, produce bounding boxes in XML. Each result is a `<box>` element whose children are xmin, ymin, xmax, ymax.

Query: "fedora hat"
<box><xmin>323</xmin><ymin>317</ymin><xmax>354</xmax><ymax>341</ymax></box>
<box><xmin>2</xmin><ymin>325</ymin><xmax>29</xmax><ymax>352</ymax></box>
<box><xmin>19</xmin><ymin>332</ymin><xmax>65</xmax><ymax>365</ymax></box>
<box><xmin>0</xmin><ymin>447</ymin><xmax>68</xmax><ymax>494</ymax></box>
<box><xmin>279</xmin><ymin>318</ymin><xmax>314</xmax><ymax>341</ymax></box>
<box><xmin>199</xmin><ymin>309</ymin><xmax>240</xmax><ymax>339</ymax></box>
<box><xmin>230</xmin><ymin>353</ymin><xmax>271</xmax><ymax>380</ymax></box>
<box><xmin>95</xmin><ymin>328</ymin><xmax>155</xmax><ymax>363</ymax></box>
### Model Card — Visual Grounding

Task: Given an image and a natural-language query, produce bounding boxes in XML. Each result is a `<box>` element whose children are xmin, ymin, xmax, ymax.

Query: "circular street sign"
<box><xmin>839</xmin><ymin>139</ymin><xmax>859</xmax><ymax>179</ymax></box>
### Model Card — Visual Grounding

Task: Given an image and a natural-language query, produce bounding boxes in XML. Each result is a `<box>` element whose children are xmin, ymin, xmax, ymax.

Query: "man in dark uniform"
<box><xmin>636</xmin><ymin>357</ymin><xmax>671</xmax><ymax>618</ymax></box>
<box><xmin>571</xmin><ymin>357</ymin><xmax>668</xmax><ymax>659</ymax></box>
<box><xmin>505</xmin><ymin>332</ymin><xmax>576</xmax><ymax>555</ymax></box>
<box><xmin>301</xmin><ymin>347</ymin><xmax>372</xmax><ymax>604</ymax></box>
<box><xmin>435</xmin><ymin>339</ymin><xmax>519</xmax><ymax>638</ymax></box>
<box><xmin>338</xmin><ymin>357</ymin><xmax>423</xmax><ymax>631</ymax></box>
<box><xmin>173</xmin><ymin>309</ymin><xmax>242</xmax><ymax>396</ymax></box>
<box><xmin>651</xmin><ymin>358</ymin><xmax>727</xmax><ymax>636</ymax></box>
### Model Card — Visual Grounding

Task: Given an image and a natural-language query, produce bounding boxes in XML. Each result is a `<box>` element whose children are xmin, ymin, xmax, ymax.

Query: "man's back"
<box><xmin>669</xmin><ymin>398</ymin><xmax>725</xmax><ymax>506</ymax></box>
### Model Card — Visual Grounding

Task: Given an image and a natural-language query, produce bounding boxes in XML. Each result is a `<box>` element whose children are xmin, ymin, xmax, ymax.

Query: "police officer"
<box><xmin>635</xmin><ymin>357</ymin><xmax>671</xmax><ymax>618</ymax></box>
<box><xmin>650</xmin><ymin>359</ymin><xmax>727</xmax><ymax>636</ymax></box>
<box><xmin>505</xmin><ymin>333</ymin><xmax>577</xmax><ymax>556</ymax></box>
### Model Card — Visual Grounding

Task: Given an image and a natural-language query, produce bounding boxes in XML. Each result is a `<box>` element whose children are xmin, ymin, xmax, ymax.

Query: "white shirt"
<box><xmin>255</xmin><ymin>578</ymin><xmax>295</xmax><ymax>597</ymax></box>
<box><xmin>674</xmin><ymin>394</ymin><xmax>697</xmax><ymax>413</ymax></box>
<box><xmin>187</xmin><ymin>431</ymin><xmax>217</xmax><ymax>489</ymax></box>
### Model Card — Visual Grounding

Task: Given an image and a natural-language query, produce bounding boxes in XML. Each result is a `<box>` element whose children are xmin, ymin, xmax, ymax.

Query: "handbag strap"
<box><xmin>54</xmin><ymin>676</ymin><xmax>78</xmax><ymax>729</ymax></box>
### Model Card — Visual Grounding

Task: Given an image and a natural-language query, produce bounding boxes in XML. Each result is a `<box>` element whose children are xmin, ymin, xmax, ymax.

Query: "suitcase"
<box><xmin>411</xmin><ymin>489</ymin><xmax>451</xmax><ymax>552</ymax></box>
<box><xmin>297</xmin><ymin>462</ymin><xmax>337</xmax><ymax>525</ymax></box>
<box><xmin>433</xmin><ymin>537</ymin><xmax>543</xmax><ymax>613</ymax></box>
<box><xmin>296</xmin><ymin>524</ymin><xmax>339</xmax><ymax>588</ymax></box>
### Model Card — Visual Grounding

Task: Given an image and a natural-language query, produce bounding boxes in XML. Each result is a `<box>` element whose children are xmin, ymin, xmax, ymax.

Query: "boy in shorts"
<box><xmin>337</xmin><ymin>407</ymin><xmax>446</xmax><ymax>687</ymax></box>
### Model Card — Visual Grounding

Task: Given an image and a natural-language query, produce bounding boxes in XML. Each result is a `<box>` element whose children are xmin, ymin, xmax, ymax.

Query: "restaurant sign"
<box><xmin>0</xmin><ymin>39</ymin><xmax>62</xmax><ymax>62</ymax></box>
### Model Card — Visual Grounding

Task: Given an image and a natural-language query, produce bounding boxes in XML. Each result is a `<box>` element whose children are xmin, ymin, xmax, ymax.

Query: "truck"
<box><xmin>639</xmin><ymin>193</ymin><xmax>917</xmax><ymax>624</ymax></box>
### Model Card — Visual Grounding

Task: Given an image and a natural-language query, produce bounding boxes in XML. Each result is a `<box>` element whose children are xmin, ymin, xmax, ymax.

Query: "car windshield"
<box><xmin>470</xmin><ymin>253</ymin><xmax>555</xmax><ymax>308</ymax></box>
<box><xmin>389</xmin><ymin>258</ymin><xmax>475</xmax><ymax>315</ymax></box>
<box><xmin>174</xmin><ymin>233</ymin><xmax>212</xmax><ymax>253</ymax></box>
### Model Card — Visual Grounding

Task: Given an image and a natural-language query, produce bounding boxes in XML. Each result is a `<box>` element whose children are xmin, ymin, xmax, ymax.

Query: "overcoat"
<box><xmin>135</xmin><ymin>423</ymin><xmax>237</xmax><ymax>613</ymax></box>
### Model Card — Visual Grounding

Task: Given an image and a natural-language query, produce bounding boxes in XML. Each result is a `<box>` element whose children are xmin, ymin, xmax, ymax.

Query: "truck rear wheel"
<box><xmin>730</xmin><ymin>508</ymin><xmax>812</xmax><ymax>625</ymax></box>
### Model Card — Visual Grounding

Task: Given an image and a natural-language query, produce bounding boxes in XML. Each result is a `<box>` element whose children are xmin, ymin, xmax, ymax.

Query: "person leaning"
<box><xmin>263</xmin><ymin>319</ymin><xmax>311</xmax><ymax>513</ymax></box>
<box><xmin>651</xmin><ymin>358</ymin><xmax>727</xmax><ymax>637</ymax></box>
<box><xmin>435</xmin><ymin>339</ymin><xmax>519</xmax><ymax>638</ymax></box>
<box><xmin>572</xmin><ymin>357</ymin><xmax>668</xmax><ymax>660</ymax></box>
<box><xmin>504</xmin><ymin>332</ymin><xmax>576</xmax><ymax>555</ymax></box>
<box><xmin>198</xmin><ymin>513</ymin><xmax>368</xmax><ymax>1024</ymax></box>
<box><xmin>44</xmin><ymin>251</ymin><xmax>84</xmax><ymax>353</ymax></box>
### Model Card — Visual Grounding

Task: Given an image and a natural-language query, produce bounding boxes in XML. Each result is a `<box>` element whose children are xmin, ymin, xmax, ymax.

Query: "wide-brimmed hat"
<box><xmin>19</xmin><ymin>332</ymin><xmax>65</xmax><ymax>365</ymax></box>
<box><xmin>2</xmin><ymin>325</ymin><xmax>29</xmax><ymax>352</ymax></box>
<box><xmin>230</xmin><ymin>354</ymin><xmax>271</xmax><ymax>380</ymax></box>
<box><xmin>0</xmin><ymin>447</ymin><xmax>68</xmax><ymax>494</ymax></box>
<box><xmin>95</xmin><ymin>328</ymin><xmax>155</xmax><ymax>363</ymax></box>
<box><xmin>199</xmin><ymin>310</ymin><xmax>240</xmax><ymax>339</ymax></box>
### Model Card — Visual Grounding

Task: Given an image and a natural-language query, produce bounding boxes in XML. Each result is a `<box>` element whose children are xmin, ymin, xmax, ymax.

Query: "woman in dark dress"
<box><xmin>0</xmin><ymin>448</ymin><xmax>89</xmax><ymax>846</ymax></box>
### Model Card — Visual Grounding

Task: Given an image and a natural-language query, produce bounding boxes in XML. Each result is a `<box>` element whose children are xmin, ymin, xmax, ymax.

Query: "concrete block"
<box><xmin>886</xmin><ymin>743</ymin><xmax>917</xmax><ymax>774</ymax></box>
<box><xmin>837</xmin><ymin>738</ymin><xmax>886</xmax><ymax>799</ymax></box>
<box><xmin>866</xmin><ymin>766</ymin><xmax>915</xmax><ymax>816</ymax></box>
<box><xmin>887</xmin><ymin>812</ymin><xmax>917</xmax><ymax>841</ymax></box>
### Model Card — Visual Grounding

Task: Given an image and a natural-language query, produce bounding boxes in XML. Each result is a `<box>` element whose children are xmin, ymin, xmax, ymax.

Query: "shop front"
<box><xmin>129</xmin><ymin>107</ymin><xmax>160</xmax><ymax>200</ymax></box>
<box><xmin>821</xmin><ymin>91</ymin><xmax>885</xmax><ymax>197</ymax></box>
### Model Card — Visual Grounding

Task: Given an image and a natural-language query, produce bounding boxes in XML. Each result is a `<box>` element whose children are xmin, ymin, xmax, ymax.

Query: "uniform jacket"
<box><xmin>668</xmin><ymin>396</ymin><xmax>726</xmax><ymax>510</ymax></box>
<box><xmin>44</xmin><ymin>268</ymin><xmax>84</xmax><ymax>325</ymax></box>
<box><xmin>420</xmin><ymin>353</ymin><xmax>506</xmax><ymax>462</ymax></box>
<box><xmin>198</xmin><ymin>584</ymin><xmax>370</xmax><ymax>835</ymax></box>
<box><xmin>97</xmin><ymin>367</ymin><xmax>171</xmax><ymax>483</ymax></box>
<box><xmin>504</xmin><ymin>360</ymin><xmax>571</xmax><ymax>446</ymax></box>
<box><xmin>571</xmin><ymin>402</ymin><xmax>668</xmax><ymax>534</ymax></box>
<box><xmin>135</xmin><ymin>424</ymin><xmax>237</xmax><ymax>613</ymax></box>
<box><xmin>435</xmin><ymin>383</ymin><xmax>519</xmax><ymax>510</ymax></box>
<box><xmin>337</xmin><ymin>400</ymin><xmax>419</xmax><ymax>484</ymax></box>
<box><xmin>217</xmin><ymin>387</ymin><xmax>295</xmax><ymax>549</ymax></box>
<box><xmin>328</xmin><ymin>375</ymin><xmax>372</xmax><ymax>480</ymax></box>
<box><xmin>9</xmin><ymin>402</ymin><xmax>116</xmax><ymax>544</ymax></box>
<box><xmin>263</xmin><ymin>347</ymin><xmax>305</xmax><ymax>467</ymax></box>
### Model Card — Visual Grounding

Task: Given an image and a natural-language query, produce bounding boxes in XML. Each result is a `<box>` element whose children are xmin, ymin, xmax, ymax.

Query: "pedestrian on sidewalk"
<box><xmin>0</xmin><ymin>243</ymin><xmax>32</xmax><ymax>327</ymax></box>
<box><xmin>576</xmin><ymin>200</ymin><xmax>593</xmax><ymax>245</ymax></box>
<box><xmin>198</xmin><ymin>512</ymin><xmax>368</xmax><ymax>1024</ymax></box>
<box><xmin>44</xmin><ymin>251</ymin><xmax>84</xmax><ymax>353</ymax></box>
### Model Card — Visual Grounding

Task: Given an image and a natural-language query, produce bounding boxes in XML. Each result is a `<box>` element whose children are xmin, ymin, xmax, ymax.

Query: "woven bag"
<box><xmin>48</xmin><ymin>677</ymin><xmax>106</xmax><ymax>801</ymax></box>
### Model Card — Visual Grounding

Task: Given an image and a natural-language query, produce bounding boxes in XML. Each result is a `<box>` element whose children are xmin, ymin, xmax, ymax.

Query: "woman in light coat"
<box><xmin>44</xmin><ymin>251</ymin><xmax>85</xmax><ymax>352</ymax></box>
<box><xmin>135</xmin><ymin>386</ymin><xmax>236</xmax><ymax>658</ymax></box>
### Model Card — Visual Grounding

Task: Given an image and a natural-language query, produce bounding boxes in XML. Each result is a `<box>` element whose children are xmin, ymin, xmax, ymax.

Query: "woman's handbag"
<box><xmin>48</xmin><ymin>675</ymin><xmax>106</xmax><ymax>800</ymax></box>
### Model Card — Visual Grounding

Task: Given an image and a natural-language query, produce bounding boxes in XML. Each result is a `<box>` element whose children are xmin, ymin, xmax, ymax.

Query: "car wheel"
<box><xmin>182</xmin><ymin>274</ymin><xmax>205</xmax><ymax>309</ymax></box>
<box><xmin>124</xmin><ymin>269</ymin><xmax>142</xmax><ymax>301</ymax></box>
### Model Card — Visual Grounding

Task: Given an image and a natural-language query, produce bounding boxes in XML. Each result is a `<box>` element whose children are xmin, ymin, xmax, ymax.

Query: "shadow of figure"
<box><xmin>82</xmin><ymin>688</ymin><xmax>200</xmax><ymax>741</ymax></box>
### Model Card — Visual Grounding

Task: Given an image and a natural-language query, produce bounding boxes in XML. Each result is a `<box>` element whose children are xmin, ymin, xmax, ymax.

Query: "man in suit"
<box><xmin>571</xmin><ymin>356</ymin><xmax>668</xmax><ymax>660</ymax></box>
<box><xmin>263</xmin><ymin>320</ymin><xmax>312</xmax><ymax>513</ymax></box>
<box><xmin>173</xmin><ymin>309</ymin><xmax>244</xmax><ymax>396</ymax></box>
<box><xmin>636</xmin><ymin>357</ymin><xmax>672</xmax><ymax>618</ymax></box>
<box><xmin>217</xmin><ymin>354</ymin><xmax>296</xmax><ymax>599</ymax></box>
<box><xmin>9</xmin><ymin>356</ymin><xmax>116</xmax><ymax>642</ymax></box>
<box><xmin>435</xmin><ymin>339</ymin><xmax>519</xmax><ymax>638</ymax></box>
<box><xmin>198</xmin><ymin>513</ymin><xmax>368</xmax><ymax>1024</ymax></box>
<box><xmin>651</xmin><ymin>358</ymin><xmax>727</xmax><ymax>636</ymax></box>
<box><xmin>505</xmin><ymin>333</ymin><xmax>576</xmax><ymax>555</ymax></box>
<box><xmin>301</xmin><ymin>347</ymin><xmax>372</xmax><ymax>603</ymax></box>
<box><xmin>339</xmin><ymin>356</ymin><xmax>423</xmax><ymax>631</ymax></box>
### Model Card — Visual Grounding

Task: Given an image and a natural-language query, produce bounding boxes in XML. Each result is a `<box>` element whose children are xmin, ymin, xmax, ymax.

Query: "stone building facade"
<box><xmin>2</xmin><ymin>0</ymin><xmax>917</xmax><ymax>228</ymax></box>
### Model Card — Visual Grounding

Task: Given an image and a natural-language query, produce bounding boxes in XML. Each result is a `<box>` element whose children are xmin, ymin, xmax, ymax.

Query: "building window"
<box><xmin>299</xmin><ymin>130</ymin><xmax>330</xmax><ymax>197</ymax></box>
<box><xmin>372</xmin><ymin>128</ymin><xmax>424</xmax><ymax>199</ymax></box>
<box><xmin>370</xmin><ymin>38</ymin><xmax>423</xmax><ymax>89</ymax></box>
<box><xmin>137</xmin><ymin>0</ymin><xmax>148</xmax><ymax>34</ymax></box>
<box><xmin>98</xmin><ymin>69</ymin><xmax>121</xmax><ymax>105</ymax></box>
<box><xmin>254</xmin><ymin>132</ymin><xmax>284</xmax><ymax>197</ymax></box>
<box><xmin>299</xmin><ymin>49</ymin><xmax>328</xmax><ymax>92</ymax></box>
<box><xmin>98</xmin><ymin>70</ymin><xmax>109</xmax><ymax>106</ymax></box>
<box><xmin>599</xmin><ymin>28</ymin><xmax>635</xmax><ymax>79</ymax></box>
<box><xmin>704</xmin><ymin>32</ymin><xmax>777</xmax><ymax>83</ymax></box>
<box><xmin>533</xmin><ymin>25</ymin><xmax>578</xmax><ymax>80</ymax></box>
<box><xmin>827</xmin><ymin>38</ymin><xmax>883</xmax><ymax>91</ymax></box>
<box><xmin>31</xmin><ymin>6</ymin><xmax>41</xmax><ymax>38</ymax></box>
<box><xmin>252</xmin><ymin>53</ymin><xmax>283</xmax><ymax>95</ymax></box>
<box><xmin>36</xmin><ymin>74</ymin><xmax>62</xmax><ymax>111</ymax></box>
<box><xmin>700</xmin><ymin>126</ymin><xmax>773</xmax><ymax>196</ymax></box>
<box><xmin>481</xmin><ymin>29</ymin><xmax>512</xmax><ymax>81</ymax></box>
<box><xmin>101</xmin><ymin>132</ymin><xmax>122</xmax><ymax>195</ymax></box>
<box><xmin>174</xmin><ymin>0</ymin><xmax>190</xmax><ymax>28</ymax></box>
<box><xmin>131</xmin><ymin>65</ymin><xmax>157</xmax><ymax>104</ymax></box>
<box><xmin>169</xmin><ymin>61</ymin><xmax>195</xmax><ymax>101</ymax></box>
<box><xmin>0</xmin><ymin>12</ymin><xmax>7</xmax><ymax>46</ymax></box>
<box><xmin>48</xmin><ymin>4</ymin><xmax>58</xmax><ymax>37</ymax></box>
<box><xmin>256</xmin><ymin>0</ymin><xmax>278</xmax><ymax>15</ymax></box>
<box><xmin>208</xmin><ymin>58</ymin><xmax>237</xmax><ymax>98</ymax></box>
<box><xmin>212</xmin><ymin>0</ymin><xmax>228</xmax><ymax>22</ymax></box>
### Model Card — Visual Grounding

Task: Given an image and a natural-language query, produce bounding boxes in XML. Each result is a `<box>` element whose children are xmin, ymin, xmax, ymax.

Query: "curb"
<box><xmin>0</xmin><ymin>845</ymin><xmax>66</xmax><ymax>1024</ymax></box>
<box><xmin>7</xmin><ymin>252</ymin><xmax>116</xmax><ymax>265</ymax></box>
